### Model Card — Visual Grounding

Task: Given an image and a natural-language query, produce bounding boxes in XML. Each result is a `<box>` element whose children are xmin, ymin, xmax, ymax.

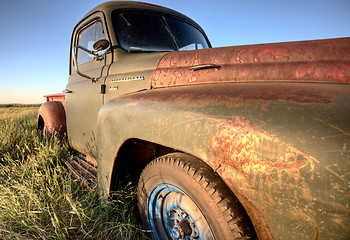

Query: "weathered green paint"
<box><xmin>65</xmin><ymin>9</ymin><xmax>111</xmax><ymax>157</ymax></box>
<box><xmin>65</xmin><ymin>1</ymin><xmax>185</xmax><ymax>157</ymax></box>
<box><xmin>96</xmin><ymin>82</ymin><xmax>349</xmax><ymax>239</ymax></box>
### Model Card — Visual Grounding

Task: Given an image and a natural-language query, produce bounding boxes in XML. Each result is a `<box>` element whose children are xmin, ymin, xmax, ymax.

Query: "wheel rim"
<box><xmin>148</xmin><ymin>184</ymin><xmax>214</xmax><ymax>240</ymax></box>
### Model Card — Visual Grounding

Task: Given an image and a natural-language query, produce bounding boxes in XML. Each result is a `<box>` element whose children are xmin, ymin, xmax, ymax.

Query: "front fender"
<box><xmin>38</xmin><ymin>101</ymin><xmax>67</xmax><ymax>137</ymax></box>
<box><xmin>96</xmin><ymin>82</ymin><xmax>350</xmax><ymax>240</ymax></box>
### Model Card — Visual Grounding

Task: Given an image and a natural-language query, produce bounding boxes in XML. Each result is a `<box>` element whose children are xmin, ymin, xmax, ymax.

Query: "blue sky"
<box><xmin>0</xmin><ymin>0</ymin><xmax>349</xmax><ymax>104</ymax></box>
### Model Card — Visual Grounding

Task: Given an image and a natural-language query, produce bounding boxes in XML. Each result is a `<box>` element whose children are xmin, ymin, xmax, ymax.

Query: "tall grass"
<box><xmin>0</xmin><ymin>105</ymin><xmax>146</xmax><ymax>239</ymax></box>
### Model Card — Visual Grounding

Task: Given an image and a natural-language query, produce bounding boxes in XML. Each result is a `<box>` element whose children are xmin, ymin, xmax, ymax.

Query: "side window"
<box><xmin>76</xmin><ymin>21</ymin><xmax>105</xmax><ymax>65</ymax></box>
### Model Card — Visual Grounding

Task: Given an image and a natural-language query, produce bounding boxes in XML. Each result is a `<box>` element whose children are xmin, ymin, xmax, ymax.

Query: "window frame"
<box><xmin>75</xmin><ymin>19</ymin><xmax>106</xmax><ymax>65</ymax></box>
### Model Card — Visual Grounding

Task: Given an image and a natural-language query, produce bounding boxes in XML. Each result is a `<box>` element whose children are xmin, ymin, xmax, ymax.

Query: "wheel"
<box><xmin>41</xmin><ymin>122</ymin><xmax>65</xmax><ymax>142</ymax></box>
<box><xmin>42</xmin><ymin>124</ymin><xmax>51</xmax><ymax>142</ymax></box>
<box><xmin>137</xmin><ymin>153</ymin><xmax>257</xmax><ymax>240</ymax></box>
<box><xmin>42</xmin><ymin>122</ymin><xmax>56</xmax><ymax>143</ymax></box>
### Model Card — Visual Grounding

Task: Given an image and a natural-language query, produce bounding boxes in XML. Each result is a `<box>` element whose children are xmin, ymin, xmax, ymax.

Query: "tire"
<box><xmin>42</xmin><ymin>123</ymin><xmax>65</xmax><ymax>143</ymax></box>
<box><xmin>137</xmin><ymin>153</ymin><xmax>257</xmax><ymax>240</ymax></box>
<box><xmin>42</xmin><ymin>124</ymin><xmax>52</xmax><ymax>142</ymax></box>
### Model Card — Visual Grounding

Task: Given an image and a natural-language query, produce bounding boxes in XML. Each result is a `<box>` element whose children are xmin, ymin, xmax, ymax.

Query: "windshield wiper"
<box><xmin>162</xmin><ymin>16</ymin><xmax>179</xmax><ymax>51</ymax></box>
<box><xmin>128</xmin><ymin>46</ymin><xmax>174</xmax><ymax>53</ymax></box>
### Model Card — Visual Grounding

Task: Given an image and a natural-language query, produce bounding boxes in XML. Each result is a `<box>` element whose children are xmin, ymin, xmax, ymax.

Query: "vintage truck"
<box><xmin>38</xmin><ymin>1</ymin><xmax>350</xmax><ymax>239</ymax></box>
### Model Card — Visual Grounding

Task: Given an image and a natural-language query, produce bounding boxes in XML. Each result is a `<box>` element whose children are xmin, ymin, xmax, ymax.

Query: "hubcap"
<box><xmin>148</xmin><ymin>185</ymin><xmax>214</xmax><ymax>240</ymax></box>
<box><xmin>171</xmin><ymin>218</ymin><xmax>192</xmax><ymax>239</ymax></box>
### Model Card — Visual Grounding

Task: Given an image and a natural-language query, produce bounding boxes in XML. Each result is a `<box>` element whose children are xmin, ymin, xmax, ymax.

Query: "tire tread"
<box><xmin>138</xmin><ymin>153</ymin><xmax>257</xmax><ymax>239</ymax></box>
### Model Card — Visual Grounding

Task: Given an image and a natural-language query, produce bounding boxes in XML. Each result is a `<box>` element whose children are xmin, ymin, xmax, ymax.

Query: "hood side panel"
<box><xmin>151</xmin><ymin>38</ymin><xmax>350</xmax><ymax>87</ymax></box>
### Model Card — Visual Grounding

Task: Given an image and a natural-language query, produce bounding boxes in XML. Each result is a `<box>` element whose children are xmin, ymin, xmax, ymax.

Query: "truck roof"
<box><xmin>81</xmin><ymin>1</ymin><xmax>205</xmax><ymax>33</ymax></box>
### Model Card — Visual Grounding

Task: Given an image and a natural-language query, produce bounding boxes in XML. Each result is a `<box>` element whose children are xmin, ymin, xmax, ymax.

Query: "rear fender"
<box><xmin>38</xmin><ymin>101</ymin><xmax>67</xmax><ymax>137</ymax></box>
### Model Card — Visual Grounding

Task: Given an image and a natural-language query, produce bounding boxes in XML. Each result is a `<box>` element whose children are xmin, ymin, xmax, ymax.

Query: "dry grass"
<box><xmin>0</xmin><ymin>105</ymin><xmax>146</xmax><ymax>239</ymax></box>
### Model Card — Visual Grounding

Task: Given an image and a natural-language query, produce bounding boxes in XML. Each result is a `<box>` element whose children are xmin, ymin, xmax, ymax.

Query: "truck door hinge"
<box><xmin>101</xmin><ymin>84</ymin><xmax>106</xmax><ymax>94</ymax></box>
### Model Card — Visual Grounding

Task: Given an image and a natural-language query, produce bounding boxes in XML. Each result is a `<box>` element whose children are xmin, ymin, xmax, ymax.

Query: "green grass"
<box><xmin>0</xmin><ymin>105</ymin><xmax>146</xmax><ymax>239</ymax></box>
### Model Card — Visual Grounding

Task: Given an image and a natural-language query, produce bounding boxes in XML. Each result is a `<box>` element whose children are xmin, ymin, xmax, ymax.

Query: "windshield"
<box><xmin>112</xmin><ymin>11</ymin><xmax>210</xmax><ymax>52</ymax></box>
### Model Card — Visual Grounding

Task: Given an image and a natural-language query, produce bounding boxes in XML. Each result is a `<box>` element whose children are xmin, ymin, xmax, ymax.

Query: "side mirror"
<box><xmin>72</xmin><ymin>39</ymin><xmax>110</xmax><ymax>83</ymax></box>
<box><xmin>93</xmin><ymin>39</ymin><xmax>110</xmax><ymax>51</ymax></box>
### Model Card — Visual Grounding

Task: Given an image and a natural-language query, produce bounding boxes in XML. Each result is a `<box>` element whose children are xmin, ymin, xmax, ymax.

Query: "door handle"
<box><xmin>63</xmin><ymin>89</ymin><xmax>72</xmax><ymax>93</ymax></box>
<box><xmin>189</xmin><ymin>64</ymin><xmax>221</xmax><ymax>71</ymax></box>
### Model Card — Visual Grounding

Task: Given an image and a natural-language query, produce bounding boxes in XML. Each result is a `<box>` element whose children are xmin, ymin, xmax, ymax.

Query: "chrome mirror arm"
<box><xmin>73</xmin><ymin>45</ymin><xmax>104</xmax><ymax>83</ymax></box>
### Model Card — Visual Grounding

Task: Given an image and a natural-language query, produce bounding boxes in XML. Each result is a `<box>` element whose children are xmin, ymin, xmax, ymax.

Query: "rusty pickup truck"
<box><xmin>38</xmin><ymin>1</ymin><xmax>350</xmax><ymax>239</ymax></box>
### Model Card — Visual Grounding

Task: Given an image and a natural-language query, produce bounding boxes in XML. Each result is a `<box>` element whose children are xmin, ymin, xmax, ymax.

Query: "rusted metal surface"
<box><xmin>61</xmin><ymin>154</ymin><xmax>97</xmax><ymax>191</ymax></box>
<box><xmin>97</xmin><ymin>82</ymin><xmax>349</xmax><ymax>239</ymax></box>
<box><xmin>208</xmin><ymin>113</ymin><xmax>349</xmax><ymax>239</ymax></box>
<box><xmin>209</xmin><ymin>117</ymin><xmax>317</xmax><ymax>239</ymax></box>
<box><xmin>44</xmin><ymin>93</ymin><xmax>65</xmax><ymax>108</ymax></box>
<box><xmin>151</xmin><ymin>38</ymin><xmax>350</xmax><ymax>88</ymax></box>
<box><xmin>38</xmin><ymin>101</ymin><xmax>67</xmax><ymax>137</ymax></box>
<box><xmin>120</xmin><ymin>82</ymin><xmax>338</xmax><ymax>106</ymax></box>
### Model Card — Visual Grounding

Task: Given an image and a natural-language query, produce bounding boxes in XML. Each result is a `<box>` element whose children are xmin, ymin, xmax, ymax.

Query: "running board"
<box><xmin>61</xmin><ymin>154</ymin><xmax>97</xmax><ymax>191</ymax></box>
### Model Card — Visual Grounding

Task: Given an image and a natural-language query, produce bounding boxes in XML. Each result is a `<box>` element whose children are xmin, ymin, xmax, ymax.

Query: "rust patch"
<box><xmin>152</xmin><ymin>69</ymin><xmax>161</xmax><ymax>82</ymax></box>
<box><xmin>208</xmin><ymin>117</ymin><xmax>321</xmax><ymax>238</ymax></box>
<box><xmin>193</xmin><ymin>53</ymin><xmax>200</xmax><ymax>65</ymax></box>
<box><xmin>235</xmin><ymin>46</ymin><xmax>292</xmax><ymax>63</ymax></box>
<box><xmin>295</xmin><ymin>62</ymin><xmax>350</xmax><ymax>82</ymax></box>
<box><xmin>151</xmin><ymin>38</ymin><xmax>350</xmax><ymax>88</ymax></box>
<box><xmin>44</xmin><ymin>93</ymin><xmax>65</xmax><ymax>108</ymax></box>
<box><xmin>209</xmin><ymin>118</ymin><xmax>317</xmax><ymax>178</ymax></box>
<box><xmin>38</xmin><ymin>101</ymin><xmax>67</xmax><ymax>138</ymax></box>
<box><xmin>209</xmin><ymin>117</ymin><xmax>318</xmax><ymax>210</ymax></box>
<box><xmin>174</xmin><ymin>71</ymin><xmax>182</xmax><ymax>78</ymax></box>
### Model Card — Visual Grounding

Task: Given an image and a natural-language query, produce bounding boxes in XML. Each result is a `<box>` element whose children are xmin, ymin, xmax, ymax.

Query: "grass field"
<box><xmin>0</xmin><ymin>105</ymin><xmax>146</xmax><ymax>239</ymax></box>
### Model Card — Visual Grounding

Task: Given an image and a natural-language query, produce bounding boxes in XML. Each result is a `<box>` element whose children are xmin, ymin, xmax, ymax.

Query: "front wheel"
<box><xmin>137</xmin><ymin>153</ymin><xmax>256</xmax><ymax>240</ymax></box>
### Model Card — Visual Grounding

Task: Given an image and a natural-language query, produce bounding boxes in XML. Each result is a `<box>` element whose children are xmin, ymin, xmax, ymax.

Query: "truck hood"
<box><xmin>151</xmin><ymin>37</ymin><xmax>350</xmax><ymax>88</ymax></box>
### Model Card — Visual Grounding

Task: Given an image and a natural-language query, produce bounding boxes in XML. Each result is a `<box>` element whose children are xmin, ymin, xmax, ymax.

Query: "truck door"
<box><xmin>65</xmin><ymin>13</ymin><xmax>112</xmax><ymax>157</ymax></box>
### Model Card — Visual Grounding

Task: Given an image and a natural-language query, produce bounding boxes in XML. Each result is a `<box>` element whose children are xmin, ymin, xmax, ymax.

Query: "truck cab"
<box><xmin>66</xmin><ymin>2</ymin><xmax>210</xmax><ymax>158</ymax></box>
